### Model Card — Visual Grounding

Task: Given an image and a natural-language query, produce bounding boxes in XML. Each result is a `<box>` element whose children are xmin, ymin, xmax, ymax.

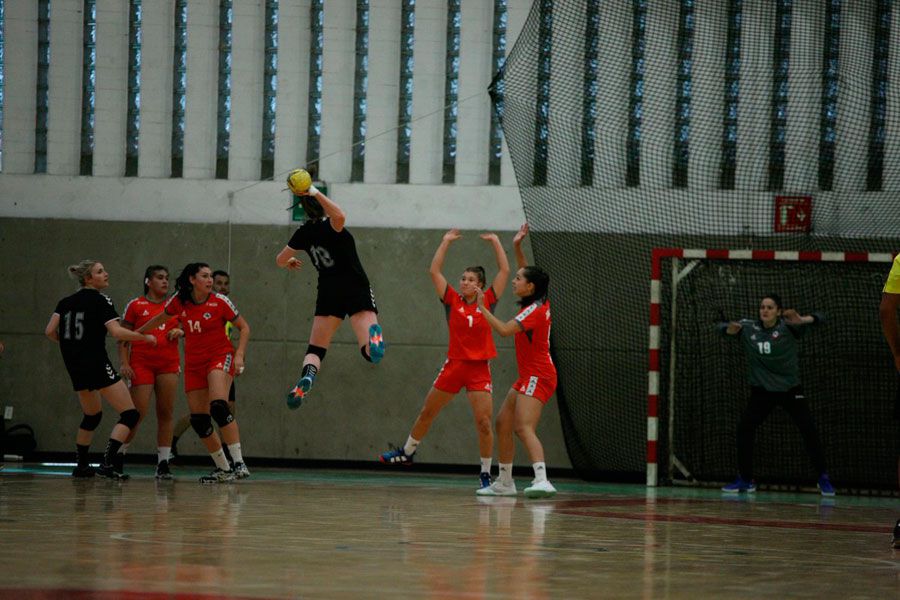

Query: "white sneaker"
<box><xmin>476</xmin><ymin>480</ymin><xmax>518</xmax><ymax>496</ymax></box>
<box><xmin>524</xmin><ymin>479</ymin><xmax>556</xmax><ymax>498</ymax></box>
<box><xmin>231</xmin><ymin>461</ymin><xmax>250</xmax><ymax>480</ymax></box>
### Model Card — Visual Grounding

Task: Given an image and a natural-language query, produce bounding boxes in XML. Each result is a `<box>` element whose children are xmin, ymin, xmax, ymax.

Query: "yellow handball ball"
<box><xmin>286</xmin><ymin>168</ymin><xmax>312</xmax><ymax>195</ymax></box>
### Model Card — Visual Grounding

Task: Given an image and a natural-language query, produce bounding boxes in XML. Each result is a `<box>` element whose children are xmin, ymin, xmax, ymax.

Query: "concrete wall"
<box><xmin>0</xmin><ymin>217</ymin><xmax>572</xmax><ymax>471</ymax></box>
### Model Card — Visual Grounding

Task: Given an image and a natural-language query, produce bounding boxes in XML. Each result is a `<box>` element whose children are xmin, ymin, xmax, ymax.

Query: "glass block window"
<box><xmin>170</xmin><ymin>0</ymin><xmax>187</xmax><ymax>178</ymax></box>
<box><xmin>720</xmin><ymin>0</ymin><xmax>741</xmax><ymax>190</ymax></box>
<box><xmin>818</xmin><ymin>0</ymin><xmax>840</xmax><ymax>191</ymax></box>
<box><xmin>125</xmin><ymin>0</ymin><xmax>142</xmax><ymax>177</ymax></box>
<box><xmin>261</xmin><ymin>0</ymin><xmax>278</xmax><ymax>180</ymax></box>
<box><xmin>488</xmin><ymin>0</ymin><xmax>507</xmax><ymax>185</ymax></box>
<box><xmin>867</xmin><ymin>0</ymin><xmax>890</xmax><ymax>191</ymax></box>
<box><xmin>351</xmin><ymin>0</ymin><xmax>369</xmax><ymax>182</ymax></box>
<box><xmin>80</xmin><ymin>0</ymin><xmax>96</xmax><ymax>176</ymax></box>
<box><xmin>216</xmin><ymin>0</ymin><xmax>233</xmax><ymax>179</ymax></box>
<box><xmin>396</xmin><ymin>0</ymin><xmax>415</xmax><ymax>184</ymax></box>
<box><xmin>768</xmin><ymin>0</ymin><xmax>791</xmax><ymax>191</ymax></box>
<box><xmin>580</xmin><ymin>0</ymin><xmax>599</xmax><ymax>186</ymax></box>
<box><xmin>0</xmin><ymin>0</ymin><xmax>5</xmax><ymax>171</ymax></box>
<box><xmin>532</xmin><ymin>0</ymin><xmax>551</xmax><ymax>186</ymax></box>
<box><xmin>35</xmin><ymin>0</ymin><xmax>51</xmax><ymax>174</ymax></box>
<box><xmin>442</xmin><ymin>0</ymin><xmax>460</xmax><ymax>184</ymax></box>
<box><xmin>306</xmin><ymin>0</ymin><xmax>323</xmax><ymax>180</ymax></box>
<box><xmin>672</xmin><ymin>0</ymin><xmax>694</xmax><ymax>188</ymax></box>
<box><xmin>627</xmin><ymin>0</ymin><xmax>647</xmax><ymax>187</ymax></box>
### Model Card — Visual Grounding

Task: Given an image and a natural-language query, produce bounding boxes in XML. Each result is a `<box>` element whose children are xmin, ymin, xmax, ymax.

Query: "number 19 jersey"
<box><xmin>164</xmin><ymin>293</ymin><xmax>238</xmax><ymax>363</ymax></box>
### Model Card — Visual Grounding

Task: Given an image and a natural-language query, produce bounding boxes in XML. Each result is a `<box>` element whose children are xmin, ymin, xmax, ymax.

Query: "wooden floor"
<box><xmin>0</xmin><ymin>464</ymin><xmax>898</xmax><ymax>599</ymax></box>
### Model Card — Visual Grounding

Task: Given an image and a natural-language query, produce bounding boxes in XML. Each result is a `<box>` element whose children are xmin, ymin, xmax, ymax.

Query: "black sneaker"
<box><xmin>71</xmin><ymin>465</ymin><xmax>95</xmax><ymax>478</ymax></box>
<box><xmin>97</xmin><ymin>463</ymin><xmax>130</xmax><ymax>481</ymax></box>
<box><xmin>113</xmin><ymin>452</ymin><xmax>125</xmax><ymax>475</ymax></box>
<box><xmin>199</xmin><ymin>468</ymin><xmax>235</xmax><ymax>484</ymax></box>
<box><xmin>155</xmin><ymin>460</ymin><xmax>174</xmax><ymax>481</ymax></box>
<box><xmin>892</xmin><ymin>519</ymin><xmax>900</xmax><ymax>549</ymax></box>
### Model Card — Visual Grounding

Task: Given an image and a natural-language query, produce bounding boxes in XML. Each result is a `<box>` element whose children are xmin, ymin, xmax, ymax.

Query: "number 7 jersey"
<box><xmin>164</xmin><ymin>292</ymin><xmax>239</xmax><ymax>362</ymax></box>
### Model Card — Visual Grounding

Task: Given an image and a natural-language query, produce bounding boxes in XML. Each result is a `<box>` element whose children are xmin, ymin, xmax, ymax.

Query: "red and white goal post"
<box><xmin>646</xmin><ymin>247</ymin><xmax>895</xmax><ymax>487</ymax></box>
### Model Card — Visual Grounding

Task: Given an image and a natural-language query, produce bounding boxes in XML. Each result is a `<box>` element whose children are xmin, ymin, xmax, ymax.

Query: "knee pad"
<box><xmin>190</xmin><ymin>413</ymin><xmax>214</xmax><ymax>438</ymax></box>
<box><xmin>118</xmin><ymin>408</ymin><xmax>140</xmax><ymax>429</ymax></box>
<box><xmin>80</xmin><ymin>411</ymin><xmax>102</xmax><ymax>431</ymax></box>
<box><xmin>210</xmin><ymin>399</ymin><xmax>234</xmax><ymax>427</ymax></box>
<box><xmin>360</xmin><ymin>345</ymin><xmax>372</xmax><ymax>363</ymax></box>
<box><xmin>306</xmin><ymin>344</ymin><xmax>327</xmax><ymax>361</ymax></box>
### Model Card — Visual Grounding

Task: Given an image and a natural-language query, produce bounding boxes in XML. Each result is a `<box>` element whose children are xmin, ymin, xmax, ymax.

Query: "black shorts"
<box><xmin>66</xmin><ymin>357</ymin><xmax>121</xmax><ymax>392</ymax></box>
<box><xmin>315</xmin><ymin>280</ymin><xmax>378</xmax><ymax>318</ymax></box>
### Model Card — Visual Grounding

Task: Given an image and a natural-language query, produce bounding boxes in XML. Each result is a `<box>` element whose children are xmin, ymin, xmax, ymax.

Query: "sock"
<box><xmin>104</xmin><ymin>438</ymin><xmax>124</xmax><ymax>466</ymax></box>
<box><xmin>301</xmin><ymin>363</ymin><xmax>318</xmax><ymax>380</ymax></box>
<box><xmin>227</xmin><ymin>442</ymin><xmax>243</xmax><ymax>464</ymax></box>
<box><xmin>480</xmin><ymin>457</ymin><xmax>492</xmax><ymax>475</ymax></box>
<box><xmin>499</xmin><ymin>463</ymin><xmax>513</xmax><ymax>484</ymax></box>
<box><xmin>403</xmin><ymin>436</ymin><xmax>420</xmax><ymax>456</ymax></box>
<box><xmin>76</xmin><ymin>444</ymin><xmax>90</xmax><ymax>468</ymax></box>
<box><xmin>222</xmin><ymin>444</ymin><xmax>233</xmax><ymax>464</ymax></box>
<box><xmin>532</xmin><ymin>461</ymin><xmax>547</xmax><ymax>483</ymax></box>
<box><xmin>158</xmin><ymin>447</ymin><xmax>171</xmax><ymax>464</ymax></box>
<box><xmin>211</xmin><ymin>448</ymin><xmax>230</xmax><ymax>471</ymax></box>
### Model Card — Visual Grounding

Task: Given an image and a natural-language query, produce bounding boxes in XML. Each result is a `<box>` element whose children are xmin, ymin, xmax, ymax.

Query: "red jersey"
<box><xmin>122</xmin><ymin>296</ymin><xmax>180</xmax><ymax>362</ymax></box>
<box><xmin>514</xmin><ymin>300</ymin><xmax>555</xmax><ymax>377</ymax></box>
<box><xmin>443</xmin><ymin>285</ymin><xmax>498</xmax><ymax>361</ymax></box>
<box><xmin>165</xmin><ymin>292</ymin><xmax>238</xmax><ymax>363</ymax></box>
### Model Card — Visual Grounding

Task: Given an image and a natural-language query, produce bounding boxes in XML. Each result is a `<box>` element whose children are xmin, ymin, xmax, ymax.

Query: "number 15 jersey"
<box><xmin>164</xmin><ymin>292</ymin><xmax>238</xmax><ymax>363</ymax></box>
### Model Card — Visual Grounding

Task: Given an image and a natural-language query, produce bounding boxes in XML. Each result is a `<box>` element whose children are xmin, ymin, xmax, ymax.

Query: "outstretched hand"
<box><xmin>513</xmin><ymin>223</ymin><xmax>529</xmax><ymax>245</ymax></box>
<box><xmin>474</xmin><ymin>285</ymin><xmax>486</xmax><ymax>308</ymax></box>
<box><xmin>479</xmin><ymin>233</ymin><xmax>499</xmax><ymax>243</ymax></box>
<box><xmin>286</xmin><ymin>257</ymin><xmax>303</xmax><ymax>271</ymax></box>
<box><xmin>443</xmin><ymin>229</ymin><xmax>462</xmax><ymax>243</ymax></box>
<box><xmin>781</xmin><ymin>309</ymin><xmax>803</xmax><ymax>325</ymax></box>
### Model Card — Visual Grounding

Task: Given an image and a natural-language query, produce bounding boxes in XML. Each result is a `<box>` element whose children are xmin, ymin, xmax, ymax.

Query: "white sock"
<box><xmin>118</xmin><ymin>443</ymin><xmax>130</xmax><ymax>455</ymax></box>
<box><xmin>403</xmin><ymin>436</ymin><xmax>420</xmax><ymax>456</ymax></box>
<box><xmin>211</xmin><ymin>448</ymin><xmax>230</xmax><ymax>470</ymax></box>
<box><xmin>228</xmin><ymin>442</ymin><xmax>243</xmax><ymax>464</ymax></box>
<box><xmin>532</xmin><ymin>462</ymin><xmax>547</xmax><ymax>483</ymax></box>
<box><xmin>158</xmin><ymin>447</ymin><xmax>171</xmax><ymax>464</ymax></box>
<box><xmin>480</xmin><ymin>457</ymin><xmax>492</xmax><ymax>475</ymax></box>
<box><xmin>499</xmin><ymin>463</ymin><xmax>513</xmax><ymax>484</ymax></box>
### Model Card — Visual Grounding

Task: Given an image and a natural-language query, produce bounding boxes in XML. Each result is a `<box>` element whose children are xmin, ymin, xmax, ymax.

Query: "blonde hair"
<box><xmin>67</xmin><ymin>260</ymin><xmax>100</xmax><ymax>286</ymax></box>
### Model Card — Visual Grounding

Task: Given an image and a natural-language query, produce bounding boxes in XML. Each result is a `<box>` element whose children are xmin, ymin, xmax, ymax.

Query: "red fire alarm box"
<box><xmin>774</xmin><ymin>196</ymin><xmax>812</xmax><ymax>233</ymax></box>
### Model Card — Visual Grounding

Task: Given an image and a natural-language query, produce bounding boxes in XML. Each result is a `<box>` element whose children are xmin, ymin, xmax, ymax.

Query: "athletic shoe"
<box><xmin>97</xmin><ymin>463</ymin><xmax>130</xmax><ymax>481</ymax></box>
<box><xmin>479</xmin><ymin>472</ymin><xmax>492</xmax><ymax>489</ymax></box>
<box><xmin>231</xmin><ymin>461</ymin><xmax>250</xmax><ymax>480</ymax></box>
<box><xmin>721</xmin><ymin>476</ymin><xmax>756</xmax><ymax>493</ymax></box>
<box><xmin>286</xmin><ymin>374</ymin><xmax>314</xmax><ymax>410</ymax></box>
<box><xmin>817</xmin><ymin>474</ymin><xmax>836</xmax><ymax>497</ymax></box>
<box><xmin>524</xmin><ymin>480</ymin><xmax>557</xmax><ymax>499</ymax></box>
<box><xmin>892</xmin><ymin>519</ymin><xmax>900</xmax><ymax>549</ymax></box>
<box><xmin>199</xmin><ymin>468</ymin><xmax>235</xmax><ymax>484</ymax></box>
<box><xmin>379</xmin><ymin>446</ymin><xmax>414</xmax><ymax>465</ymax></box>
<box><xmin>476</xmin><ymin>480</ymin><xmax>518</xmax><ymax>497</ymax></box>
<box><xmin>368</xmin><ymin>324</ymin><xmax>385</xmax><ymax>364</ymax></box>
<box><xmin>155</xmin><ymin>460</ymin><xmax>173</xmax><ymax>481</ymax></box>
<box><xmin>71</xmin><ymin>465</ymin><xmax>95</xmax><ymax>478</ymax></box>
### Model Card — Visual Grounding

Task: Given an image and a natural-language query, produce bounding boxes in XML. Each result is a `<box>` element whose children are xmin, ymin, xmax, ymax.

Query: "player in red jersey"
<box><xmin>379</xmin><ymin>229</ymin><xmax>510</xmax><ymax>490</ymax></box>
<box><xmin>474</xmin><ymin>224</ymin><xmax>558</xmax><ymax>498</ymax></box>
<box><xmin>118</xmin><ymin>265</ymin><xmax>183</xmax><ymax>480</ymax></box>
<box><xmin>140</xmin><ymin>263</ymin><xmax>250</xmax><ymax>483</ymax></box>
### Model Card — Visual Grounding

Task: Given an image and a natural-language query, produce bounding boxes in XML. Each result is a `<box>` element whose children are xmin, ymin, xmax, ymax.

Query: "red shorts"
<box><xmin>130</xmin><ymin>353</ymin><xmax>180</xmax><ymax>387</ymax></box>
<box><xmin>432</xmin><ymin>359</ymin><xmax>493</xmax><ymax>394</ymax></box>
<box><xmin>184</xmin><ymin>352</ymin><xmax>235</xmax><ymax>393</ymax></box>
<box><xmin>512</xmin><ymin>373</ymin><xmax>557</xmax><ymax>404</ymax></box>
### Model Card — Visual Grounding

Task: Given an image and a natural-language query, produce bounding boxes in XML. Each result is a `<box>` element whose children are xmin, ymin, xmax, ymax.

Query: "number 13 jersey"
<box><xmin>287</xmin><ymin>218</ymin><xmax>370</xmax><ymax>287</ymax></box>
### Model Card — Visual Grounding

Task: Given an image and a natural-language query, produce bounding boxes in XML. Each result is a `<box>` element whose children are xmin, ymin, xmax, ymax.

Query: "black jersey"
<box><xmin>287</xmin><ymin>218</ymin><xmax>370</xmax><ymax>285</ymax></box>
<box><xmin>54</xmin><ymin>288</ymin><xmax>119</xmax><ymax>369</ymax></box>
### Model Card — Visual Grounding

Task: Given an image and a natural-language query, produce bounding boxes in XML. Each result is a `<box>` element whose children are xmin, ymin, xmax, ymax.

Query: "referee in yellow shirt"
<box><xmin>879</xmin><ymin>253</ymin><xmax>900</xmax><ymax>549</ymax></box>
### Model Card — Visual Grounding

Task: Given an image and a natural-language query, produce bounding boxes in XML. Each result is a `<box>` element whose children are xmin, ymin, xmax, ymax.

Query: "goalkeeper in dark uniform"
<box><xmin>276</xmin><ymin>172</ymin><xmax>385</xmax><ymax>408</ymax></box>
<box><xmin>719</xmin><ymin>294</ymin><xmax>835</xmax><ymax>496</ymax></box>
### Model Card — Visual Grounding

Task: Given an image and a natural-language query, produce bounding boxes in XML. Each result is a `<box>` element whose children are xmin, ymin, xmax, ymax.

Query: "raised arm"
<box><xmin>475</xmin><ymin>287</ymin><xmax>521</xmax><ymax>337</ymax></box>
<box><xmin>306</xmin><ymin>185</ymin><xmax>346</xmax><ymax>232</ymax></box>
<box><xmin>782</xmin><ymin>309</ymin><xmax>825</xmax><ymax>326</ymax></box>
<box><xmin>430</xmin><ymin>229</ymin><xmax>461</xmax><ymax>297</ymax></box>
<box><xmin>45</xmin><ymin>313</ymin><xmax>60</xmax><ymax>342</ymax></box>
<box><xmin>881</xmin><ymin>292</ymin><xmax>900</xmax><ymax>372</ymax></box>
<box><xmin>512</xmin><ymin>223</ymin><xmax>529</xmax><ymax>270</ymax></box>
<box><xmin>481</xmin><ymin>233</ymin><xmax>510</xmax><ymax>298</ymax></box>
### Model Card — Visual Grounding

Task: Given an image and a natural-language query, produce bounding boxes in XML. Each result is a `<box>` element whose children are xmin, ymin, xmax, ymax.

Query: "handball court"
<box><xmin>0</xmin><ymin>465</ymin><xmax>897</xmax><ymax>599</ymax></box>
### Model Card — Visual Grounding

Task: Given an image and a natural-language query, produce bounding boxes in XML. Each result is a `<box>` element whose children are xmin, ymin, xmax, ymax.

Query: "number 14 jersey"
<box><xmin>164</xmin><ymin>292</ymin><xmax>239</xmax><ymax>363</ymax></box>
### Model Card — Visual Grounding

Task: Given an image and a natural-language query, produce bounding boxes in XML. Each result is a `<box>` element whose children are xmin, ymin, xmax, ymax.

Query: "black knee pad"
<box><xmin>360</xmin><ymin>345</ymin><xmax>372</xmax><ymax>363</ymax></box>
<box><xmin>306</xmin><ymin>344</ymin><xmax>327</xmax><ymax>361</ymax></box>
<box><xmin>80</xmin><ymin>411</ymin><xmax>102</xmax><ymax>431</ymax></box>
<box><xmin>190</xmin><ymin>413</ymin><xmax>214</xmax><ymax>438</ymax></box>
<box><xmin>210</xmin><ymin>399</ymin><xmax>234</xmax><ymax>427</ymax></box>
<box><xmin>118</xmin><ymin>408</ymin><xmax>140</xmax><ymax>429</ymax></box>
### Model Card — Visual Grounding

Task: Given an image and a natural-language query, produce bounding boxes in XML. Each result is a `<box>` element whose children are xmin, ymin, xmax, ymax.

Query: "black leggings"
<box><xmin>737</xmin><ymin>386</ymin><xmax>827</xmax><ymax>480</ymax></box>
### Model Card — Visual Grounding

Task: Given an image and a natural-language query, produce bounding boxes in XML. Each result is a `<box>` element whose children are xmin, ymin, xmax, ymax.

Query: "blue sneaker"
<box><xmin>286</xmin><ymin>374</ymin><xmax>314</xmax><ymax>410</ymax></box>
<box><xmin>721</xmin><ymin>476</ymin><xmax>756</xmax><ymax>493</ymax></box>
<box><xmin>817</xmin><ymin>474</ymin><xmax>836</xmax><ymax>497</ymax></box>
<box><xmin>479</xmin><ymin>472</ymin><xmax>492</xmax><ymax>489</ymax></box>
<box><xmin>368</xmin><ymin>324</ymin><xmax>385</xmax><ymax>364</ymax></box>
<box><xmin>379</xmin><ymin>446</ymin><xmax>413</xmax><ymax>465</ymax></box>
